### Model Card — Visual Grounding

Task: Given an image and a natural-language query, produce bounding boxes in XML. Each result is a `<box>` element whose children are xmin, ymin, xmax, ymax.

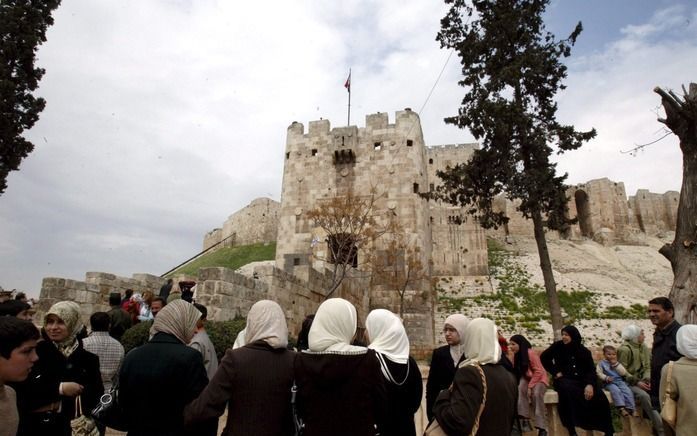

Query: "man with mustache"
<box><xmin>648</xmin><ymin>297</ymin><xmax>682</xmax><ymax>409</ymax></box>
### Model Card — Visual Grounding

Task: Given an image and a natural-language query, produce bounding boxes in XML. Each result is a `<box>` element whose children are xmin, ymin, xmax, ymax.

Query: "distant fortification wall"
<box><xmin>203</xmin><ymin>198</ymin><xmax>280</xmax><ymax>251</ymax></box>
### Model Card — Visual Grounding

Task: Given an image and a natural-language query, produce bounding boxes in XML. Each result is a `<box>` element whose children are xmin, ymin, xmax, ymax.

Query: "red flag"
<box><xmin>344</xmin><ymin>72</ymin><xmax>351</xmax><ymax>92</ymax></box>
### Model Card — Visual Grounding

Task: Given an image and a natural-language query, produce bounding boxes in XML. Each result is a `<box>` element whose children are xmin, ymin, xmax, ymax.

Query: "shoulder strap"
<box><xmin>470</xmin><ymin>364</ymin><xmax>487</xmax><ymax>436</ymax></box>
<box><xmin>375</xmin><ymin>352</ymin><xmax>410</xmax><ymax>386</ymax></box>
<box><xmin>664</xmin><ymin>361</ymin><xmax>674</xmax><ymax>396</ymax></box>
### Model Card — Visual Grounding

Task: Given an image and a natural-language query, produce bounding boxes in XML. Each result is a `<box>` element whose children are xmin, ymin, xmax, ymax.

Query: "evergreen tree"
<box><xmin>0</xmin><ymin>0</ymin><xmax>61</xmax><ymax>195</ymax></box>
<box><xmin>435</xmin><ymin>0</ymin><xmax>596</xmax><ymax>337</ymax></box>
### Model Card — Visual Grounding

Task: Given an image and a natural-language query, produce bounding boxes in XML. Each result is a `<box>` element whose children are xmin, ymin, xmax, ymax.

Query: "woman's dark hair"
<box><xmin>0</xmin><ymin>317</ymin><xmax>39</xmax><ymax>358</ymax></box>
<box><xmin>297</xmin><ymin>314</ymin><xmax>315</xmax><ymax>351</ymax></box>
<box><xmin>510</xmin><ymin>334</ymin><xmax>532</xmax><ymax>380</ymax></box>
<box><xmin>0</xmin><ymin>300</ymin><xmax>30</xmax><ymax>317</ymax></box>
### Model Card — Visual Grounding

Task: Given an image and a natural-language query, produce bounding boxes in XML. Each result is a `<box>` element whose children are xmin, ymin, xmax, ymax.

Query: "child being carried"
<box><xmin>596</xmin><ymin>345</ymin><xmax>635</xmax><ymax>417</ymax></box>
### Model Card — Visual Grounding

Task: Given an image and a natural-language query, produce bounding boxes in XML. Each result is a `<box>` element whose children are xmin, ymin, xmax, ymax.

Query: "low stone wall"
<box><xmin>37</xmin><ymin>272</ymin><xmax>167</xmax><ymax>325</ymax></box>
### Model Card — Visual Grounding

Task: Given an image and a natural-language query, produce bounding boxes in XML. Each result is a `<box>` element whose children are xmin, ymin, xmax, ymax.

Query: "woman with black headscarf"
<box><xmin>540</xmin><ymin>326</ymin><xmax>614</xmax><ymax>436</ymax></box>
<box><xmin>509</xmin><ymin>334</ymin><xmax>548</xmax><ymax>436</ymax></box>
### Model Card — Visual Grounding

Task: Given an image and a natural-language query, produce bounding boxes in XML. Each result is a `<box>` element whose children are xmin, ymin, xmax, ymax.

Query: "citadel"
<box><xmin>36</xmin><ymin>110</ymin><xmax>678</xmax><ymax>353</ymax></box>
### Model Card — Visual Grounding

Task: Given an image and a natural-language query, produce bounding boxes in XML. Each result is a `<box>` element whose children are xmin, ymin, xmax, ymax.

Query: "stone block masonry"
<box><xmin>36</xmin><ymin>272</ymin><xmax>167</xmax><ymax>326</ymax></box>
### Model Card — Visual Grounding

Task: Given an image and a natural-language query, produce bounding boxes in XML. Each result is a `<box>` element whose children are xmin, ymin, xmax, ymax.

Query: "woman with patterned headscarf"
<box><xmin>425</xmin><ymin>313</ymin><xmax>469</xmax><ymax>422</ymax></box>
<box><xmin>365</xmin><ymin>309</ymin><xmax>422</xmax><ymax>436</ymax></box>
<box><xmin>540</xmin><ymin>325</ymin><xmax>614</xmax><ymax>436</ymax></box>
<box><xmin>12</xmin><ymin>301</ymin><xmax>103</xmax><ymax>436</ymax></box>
<box><xmin>184</xmin><ymin>300</ymin><xmax>296</xmax><ymax>436</ymax></box>
<box><xmin>617</xmin><ymin>324</ymin><xmax>663</xmax><ymax>435</ymax></box>
<box><xmin>432</xmin><ymin>318</ymin><xmax>517</xmax><ymax>435</ymax></box>
<box><xmin>119</xmin><ymin>300</ymin><xmax>210</xmax><ymax>436</ymax></box>
<box><xmin>294</xmin><ymin>298</ymin><xmax>387</xmax><ymax>436</ymax></box>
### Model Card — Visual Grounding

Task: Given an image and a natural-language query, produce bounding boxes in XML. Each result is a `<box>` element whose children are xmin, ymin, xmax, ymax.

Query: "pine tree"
<box><xmin>0</xmin><ymin>0</ymin><xmax>61</xmax><ymax>195</ymax></box>
<box><xmin>435</xmin><ymin>0</ymin><xmax>595</xmax><ymax>338</ymax></box>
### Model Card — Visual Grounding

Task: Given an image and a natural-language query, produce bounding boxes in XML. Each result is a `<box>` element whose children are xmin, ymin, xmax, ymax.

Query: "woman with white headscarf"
<box><xmin>617</xmin><ymin>324</ymin><xmax>664</xmax><ymax>435</ymax></box>
<box><xmin>119</xmin><ymin>299</ymin><xmax>209</xmax><ymax>436</ymax></box>
<box><xmin>365</xmin><ymin>309</ymin><xmax>422</xmax><ymax>436</ymax></box>
<box><xmin>185</xmin><ymin>300</ymin><xmax>296</xmax><ymax>436</ymax></box>
<box><xmin>660</xmin><ymin>324</ymin><xmax>697</xmax><ymax>435</ymax></box>
<box><xmin>294</xmin><ymin>298</ymin><xmax>387</xmax><ymax>436</ymax></box>
<box><xmin>12</xmin><ymin>301</ymin><xmax>103</xmax><ymax>436</ymax></box>
<box><xmin>425</xmin><ymin>313</ymin><xmax>469</xmax><ymax>422</ymax></box>
<box><xmin>432</xmin><ymin>318</ymin><xmax>517</xmax><ymax>436</ymax></box>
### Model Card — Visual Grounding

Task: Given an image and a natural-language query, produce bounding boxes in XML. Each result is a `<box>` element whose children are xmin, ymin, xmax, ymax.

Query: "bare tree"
<box><xmin>368</xmin><ymin>221</ymin><xmax>430</xmax><ymax>318</ymax></box>
<box><xmin>306</xmin><ymin>189</ymin><xmax>385</xmax><ymax>298</ymax></box>
<box><xmin>655</xmin><ymin>83</ymin><xmax>697</xmax><ymax>323</ymax></box>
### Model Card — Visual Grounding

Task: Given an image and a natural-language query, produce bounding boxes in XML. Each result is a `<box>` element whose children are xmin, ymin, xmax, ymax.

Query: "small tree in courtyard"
<box><xmin>0</xmin><ymin>0</ymin><xmax>62</xmax><ymax>195</ymax></box>
<box><xmin>435</xmin><ymin>0</ymin><xmax>596</xmax><ymax>338</ymax></box>
<box><xmin>368</xmin><ymin>221</ymin><xmax>430</xmax><ymax>318</ymax></box>
<box><xmin>306</xmin><ymin>189</ymin><xmax>386</xmax><ymax>298</ymax></box>
<box><xmin>655</xmin><ymin>83</ymin><xmax>697</xmax><ymax>323</ymax></box>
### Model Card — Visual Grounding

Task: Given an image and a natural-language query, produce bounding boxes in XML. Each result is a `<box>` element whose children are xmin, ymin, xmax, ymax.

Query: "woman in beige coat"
<box><xmin>659</xmin><ymin>324</ymin><xmax>697</xmax><ymax>435</ymax></box>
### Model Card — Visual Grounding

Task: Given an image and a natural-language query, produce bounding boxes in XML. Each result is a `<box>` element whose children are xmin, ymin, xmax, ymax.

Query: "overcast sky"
<box><xmin>1</xmin><ymin>0</ymin><xmax>695</xmax><ymax>296</ymax></box>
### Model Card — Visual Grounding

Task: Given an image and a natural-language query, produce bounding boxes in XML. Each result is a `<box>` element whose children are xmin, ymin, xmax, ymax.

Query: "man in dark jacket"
<box><xmin>648</xmin><ymin>296</ymin><xmax>682</xmax><ymax>408</ymax></box>
<box><xmin>107</xmin><ymin>292</ymin><xmax>132</xmax><ymax>341</ymax></box>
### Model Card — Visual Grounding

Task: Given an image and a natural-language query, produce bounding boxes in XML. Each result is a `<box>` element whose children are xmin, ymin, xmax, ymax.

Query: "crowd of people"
<box><xmin>1</xmin><ymin>290</ymin><xmax>696</xmax><ymax>436</ymax></box>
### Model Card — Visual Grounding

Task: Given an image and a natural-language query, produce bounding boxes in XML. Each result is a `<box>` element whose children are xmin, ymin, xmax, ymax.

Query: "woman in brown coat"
<box><xmin>184</xmin><ymin>300</ymin><xmax>296</xmax><ymax>436</ymax></box>
<box><xmin>659</xmin><ymin>324</ymin><xmax>697</xmax><ymax>435</ymax></box>
<box><xmin>432</xmin><ymin>317</ymin><xmax>518</xmax><ymax>436</ymax></box>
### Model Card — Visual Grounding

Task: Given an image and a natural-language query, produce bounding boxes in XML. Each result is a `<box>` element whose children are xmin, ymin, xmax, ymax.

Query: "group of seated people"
<box><xmin>2</xmin><ymin>293</ymin><xmax>696</xmax><ymax>436</ymax></box>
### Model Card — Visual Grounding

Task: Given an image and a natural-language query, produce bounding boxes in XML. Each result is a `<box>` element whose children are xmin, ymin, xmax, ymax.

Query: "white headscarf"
<box><xmin>621</xmin><ymin>324</ymin><xmax>642</xmax><ymax>342</ymax></box>
<box><xmin>232</xmin><ymin>328</ymin><xmax>246</xmax><ymax>349</ymax></box>
<box><xmin>149</xmin><ymin>299</ymin><xmax>201</xmax><ymax>344</ymax></box>
<box><xmin>244</xmin><ymin>300</ymin><xmax>288</xmax><ymax>349</ymax></box>
<box><xmin>444</xmin><ymin>314</ymin><xmax>469</xmax><ymax>366</ymax></box>
<box><xmin>307</xmin><ymin>298</ymin><xmax>366</xmax><ymax>354</ymax></box>
<box><xmin>460</xmin><ymin>317</ymin><xmax>501</xmax><ymax>367</ymax></box>
<box><xmin>676</xmin><ymin>324</ymin><xmax>697</xmax><ymax>360</ymax></box>
<box><xmin>366</xmin><ymin>309</ymin><xmax>409</xmax><ymax>364</ymax></box>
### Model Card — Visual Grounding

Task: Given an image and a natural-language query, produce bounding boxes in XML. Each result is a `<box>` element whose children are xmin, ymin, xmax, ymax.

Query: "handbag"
<box><xmin>660</xmin><ymin>361</ymin><xmax>677</xmax><ymax>430</ymax></box>
<box><xmin>424</xmin><ymin>364</ymin><xmax>487</xmax><ymax>436</ymax></box>
<box><xmin>91</xmin><ymin>374</ymin><xmax>127</xmax><ymax>431</ymax></box>
<box><xmin>71</xmin><ymin>396</ymin><xmax>99</xmax><ymax>436</ymax></box>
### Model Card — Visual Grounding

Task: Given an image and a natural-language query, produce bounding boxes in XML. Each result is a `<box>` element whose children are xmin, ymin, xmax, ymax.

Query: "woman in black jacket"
<box><xmin>425</xmin><ymin>314</ymin><xmax>468</xmax><ymax>421</ymax></box>
<box><xmin>294</xmin><ymin>298</ymin><xmax>387</xmax><ymax>436</ymax></box>
<box><xmin>13</xmin><ymin>301</ymin><xmax>103</xmax><ymax>436</ymax></box>
<box><xmin>119</xmin><ymin>299</ymin><xmax>210</xmax><ymax>436</ymax></box>
<box><xmin>432</xmin><ymin>317</ymin><xmax>518</xmax><ymax>436</ymax></box>
<box><xmin>540</xmin><ymin>325</ymin><xmax>614</xmax><ymax>436</ymax></box>
<box><xmin>365</xmin><ymin>309</ymin><xmax>422</xmax><ymax>436</ymax></box>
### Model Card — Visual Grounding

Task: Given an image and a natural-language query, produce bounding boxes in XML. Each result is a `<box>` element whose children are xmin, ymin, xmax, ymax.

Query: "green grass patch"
<box><xmin>167</xmin><ymin>242</ymin><xmax>276</xmax><ymax>277</ymax></box>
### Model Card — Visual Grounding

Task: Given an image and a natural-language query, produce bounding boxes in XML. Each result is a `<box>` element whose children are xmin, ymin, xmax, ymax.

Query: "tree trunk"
<box><xmin>655</xmin><ymin>84</ymin><xmax>697</xmax><ymax>324</ymax></box>
<box><xmin>532</xmin><ymin>210</ymin><xmax>564</xmax><ymax>340</ymax></box>
<box><xmin>662</xmin><ymin>143</ymin><xmax>697</xmax><ymax>324</ymax></box>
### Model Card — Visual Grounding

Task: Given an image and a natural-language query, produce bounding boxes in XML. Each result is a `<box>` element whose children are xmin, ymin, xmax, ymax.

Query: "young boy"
<box><xmin>0</xmin><ymin>317</ymin><xmax>40</xmax><ymax>436</ymax></box>
<box><xmin>596</xmin><ymin>345</ymin><xmax>636</xmax><ymax>417</ymax></box>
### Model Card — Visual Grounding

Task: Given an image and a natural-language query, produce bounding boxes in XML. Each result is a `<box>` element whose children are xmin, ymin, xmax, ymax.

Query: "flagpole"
<box><xmin>347</xmin><ymin>68</ymin><xmax>351</xmax><ymax>126</ymax></box>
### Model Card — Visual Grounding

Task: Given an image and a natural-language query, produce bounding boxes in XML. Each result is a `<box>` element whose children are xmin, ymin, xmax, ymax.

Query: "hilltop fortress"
<box><xmin>37</xmin><ymin>110</ymin><xmax>678</xmax><ymax>354</ymax></box>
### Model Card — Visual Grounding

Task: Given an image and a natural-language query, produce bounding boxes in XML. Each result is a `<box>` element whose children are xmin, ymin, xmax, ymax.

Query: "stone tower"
<box><xmin>276</xmin><ymin>109</ymin><xmax>436</xmax><ymax>346</ymax></box>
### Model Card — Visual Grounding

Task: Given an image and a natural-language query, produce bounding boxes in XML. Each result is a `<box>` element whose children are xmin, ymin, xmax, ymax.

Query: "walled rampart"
<box><xmin>203</xmin><ymin>198</ymin><xmax>280</xmax><ymax>251</ymax></box>
<box><xmin>36</xmin><ymin>272</ymin><xmax>167</xmax><ymax>325</ymax></box>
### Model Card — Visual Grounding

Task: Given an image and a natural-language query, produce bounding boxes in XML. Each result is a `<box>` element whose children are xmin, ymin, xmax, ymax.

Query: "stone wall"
<box><xmin>36</xmin><ymin>272</ymin><xmax>167</xmax><ymax>325</ymax></box>
<box><xmin>488</xmin><ymin>178</ymin><xmax>678</xmax><ymax>244</ymax></box>
<box><xmin>276</xmin><ymin>110</ymin><xmax>436</xmax><ymax>347</ymax></box>
<box><xmin>203</xmin><ymin>198</ymin><xmax>280</xmax><ymax>251</ymax></box>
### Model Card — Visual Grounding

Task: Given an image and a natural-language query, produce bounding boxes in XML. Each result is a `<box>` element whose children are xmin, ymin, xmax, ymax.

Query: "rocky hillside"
<box><xmin>436</xmin><ymin>234</ymin><xmax>674</xmax><ymax>349</ymax></box>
